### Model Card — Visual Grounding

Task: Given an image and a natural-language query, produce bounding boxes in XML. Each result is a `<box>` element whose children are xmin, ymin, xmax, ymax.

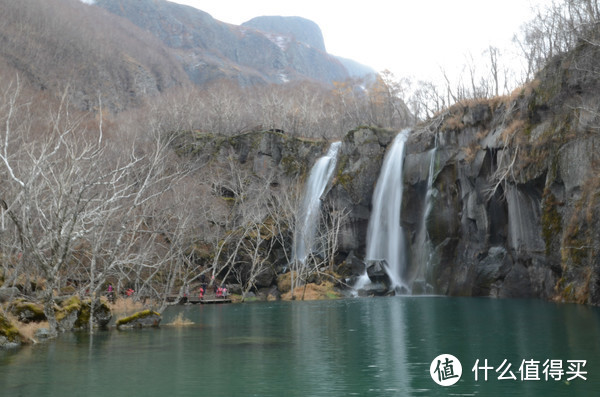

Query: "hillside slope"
<box><xmin>0</xmin><ymin>0</ymin><xmax>359</xmax><ymax>112</ymax></box>
<box><xmin>94</xmin><ymin>0</ymin><xmax>350</xmax><ymax>85</ymax></box>
<box><xmin>0</xmin><ymin>0</ymin><xmax>188</xmax><ymax>111</ymax></box>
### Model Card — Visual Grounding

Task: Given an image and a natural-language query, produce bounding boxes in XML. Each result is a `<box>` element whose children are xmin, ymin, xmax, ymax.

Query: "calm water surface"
<box><xmin>1</xmin><ymin>297</ymin><xmax>599</xmax><ymax>396</ymax></box>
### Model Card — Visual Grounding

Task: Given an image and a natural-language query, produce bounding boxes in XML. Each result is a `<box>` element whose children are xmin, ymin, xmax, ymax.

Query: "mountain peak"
<box><xmin>242</xmin><ymin>16</ymin><xmax>327</xmax><ymax>53</ymax></box>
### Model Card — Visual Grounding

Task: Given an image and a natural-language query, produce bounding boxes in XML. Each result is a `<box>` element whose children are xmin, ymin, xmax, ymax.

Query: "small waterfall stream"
<box><xmin>292</xmin><ymin>141</ymin><xmax>341</xmax><ymax>265</ymax></box>
<box><xmin>413</xmin><ymin>137</ymin><xmax>437</xmax><ymax>291</ymax></box>
<box><xmin>364</xmin><ymin>129</ymin><xmax>410</xmax><ymax>291</ymax></box>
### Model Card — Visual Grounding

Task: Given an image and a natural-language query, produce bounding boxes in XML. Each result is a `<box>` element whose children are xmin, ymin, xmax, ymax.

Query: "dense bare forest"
<box><xmin>1</xmin><ymin>0</ymin><xmax>599</xmax><ymax>337</ymax></box>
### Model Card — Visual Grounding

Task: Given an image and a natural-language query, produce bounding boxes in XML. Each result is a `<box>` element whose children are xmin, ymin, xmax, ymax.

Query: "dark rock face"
<box><xmin>366</xmin><ymin>260</ymin><xmax>390</xmax><ymax>285</ymax></box>
<box><xmin>92</xmin><ymin>301</ymin><xmax>113</xmax><ymax>328</ymax></box>
<box><xmin>318</xmin><ymin>42</ymin><xmax>600</xmax><ymax>305</ymax></box>
<box><xmin>254</xmin><ymin>268</ymin><xmax>276</xmax><ymax>289</ymax></box>
<box><xmin>398</xmin><ymin>110</ymin><xmax>563</xmax><ymax>300</ymax></box>
<box><xmin>356</xmin><ymin>282</ymin><xmax>388</xmax><ymax>297</ymax></box>
<box><xmin>384</xmin><ymin>41</ymin><xmax>600</xmax><ymax>304</ymax></box>
<box><xmin>329</xmin><ymin>127</ymin><xmax>398</xmax><ymax>258</ymax></box>
<box><xmin>11</xmin><ymin>301</ymin><xmax>46</xmax><ymax>324</ymax></box>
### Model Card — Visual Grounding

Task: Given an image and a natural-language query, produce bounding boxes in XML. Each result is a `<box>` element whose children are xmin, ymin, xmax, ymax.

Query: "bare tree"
<box><xmin>0</xmin><ymin>82</ymin><xmax>113</xmax><ymax>334</ymax></box>
<box><xmin>514</xmin><ymin>0</ymin><xmax>600</xmax><ymax>82</ymax></box>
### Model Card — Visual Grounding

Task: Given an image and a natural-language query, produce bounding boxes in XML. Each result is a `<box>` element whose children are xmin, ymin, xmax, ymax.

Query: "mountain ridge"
<box><xmin>94</xmin><ymin>0</ymin><xmax>352</xmax><ymax>86</ymax></box>
<box><xmin>241</xmin><ymin>15</ymin><xmax>376</xmax><ymax>79</ymax></box>
<box><xmin>0</xmin><ymin>0</ymin><xmax>375</xmax><ymax>112</ymax></box>
<box><xmin>242</xmin><ymin>16</ymin><xmax>328</xmax><ymax>52</ymax></box>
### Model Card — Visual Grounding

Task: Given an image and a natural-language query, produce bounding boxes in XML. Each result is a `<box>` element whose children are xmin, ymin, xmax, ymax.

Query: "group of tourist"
<box><xmin>104</xmin><ymin>274</ymin><xmax>230</xmax><ymax>303</ymax></box>
<box><xmin>105</xmin><ymin>284</ymin><xmax>134</xmax><ymax>303</ymax></box>
<box><xmin>196</xmin><ymin>274</ymin><xmax>228</xmax><ymax>299</ymax></box>
<box><xmin>198</xmin><ymin>284</ymin><xmax>228</xmax><ymax>299</ymax></box>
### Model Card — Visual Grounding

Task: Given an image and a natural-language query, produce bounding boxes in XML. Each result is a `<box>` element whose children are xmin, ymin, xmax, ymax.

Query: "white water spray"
<box><xmin>293</xmin><ymin>141</ymin><xmax>341</xmax><ymax>264</ymax></box>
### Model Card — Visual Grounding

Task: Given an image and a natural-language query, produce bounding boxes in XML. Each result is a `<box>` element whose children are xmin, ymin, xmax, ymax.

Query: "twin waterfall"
<box><xmin>293</xmin><ymin>130</ymin><xmax>436</xmax><ymax>295</ymax></box>
<box><xmin>293</xmin><ymin>141</ymin><xmax>341</xmax><ymax>264</ymax></box>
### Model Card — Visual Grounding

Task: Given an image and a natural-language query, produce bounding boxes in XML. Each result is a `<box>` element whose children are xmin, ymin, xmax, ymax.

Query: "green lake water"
<box><xmin>1</xmin><ymin>296</ymin><xmax>599</xmax><ymax>396</ymax></box>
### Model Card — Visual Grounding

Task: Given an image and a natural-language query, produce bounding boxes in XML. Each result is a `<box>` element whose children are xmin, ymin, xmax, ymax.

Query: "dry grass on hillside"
<box><xmin>108</xmin><ymin>298</ymin><xmax>147</xmax><ymax>316</ymax></box>
<box><xmin>17</xmin><ymin>319</ymin><xmax>50</xmax><ymax>343</ymax></box>
<box><xmin>281</xmin><ymin>281</ymin><xmax>340</xmax><ymax>301</ymax></box>
<box><xmin>2</xmin><ymin>311</ymin><xmax>48</xmax><ymax>344</ymax></box>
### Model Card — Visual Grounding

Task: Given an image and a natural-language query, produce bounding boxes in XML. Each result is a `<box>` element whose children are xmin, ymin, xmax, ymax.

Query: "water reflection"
<box><xmin>1</xmin><ymin>297</ymin><xmax>599</xmax><ymax>396</ymax></box>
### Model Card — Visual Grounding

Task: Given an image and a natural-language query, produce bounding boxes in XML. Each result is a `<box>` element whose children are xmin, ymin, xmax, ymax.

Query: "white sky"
<box><xmin>170</xmin><ymin>0</ymin><xmax>548</xmax><ymax>83</ymax></box>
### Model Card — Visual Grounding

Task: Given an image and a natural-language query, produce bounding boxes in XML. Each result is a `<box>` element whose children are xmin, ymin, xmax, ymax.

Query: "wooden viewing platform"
<box><xmin>188</xmin><ymin>297</ymin><xmax>231</xmax><ymax>304</ymax></box>
<box><xmin>167</xmin><ymin>295</ymin><xmax>231</xmax><ymax>304</ymax></box>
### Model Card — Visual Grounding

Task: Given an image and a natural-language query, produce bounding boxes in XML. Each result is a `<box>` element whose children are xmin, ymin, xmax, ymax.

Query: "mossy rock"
<box><xmin>54</xmin><ymin>296</ymin><xmax>112</xmax><ymax>330</ymax></box>
<box><xmin>55</xmin><ymin>296</ymin><xmax>82</xmax><ymax>332</ymax></box>
<box><xmin>89</xmin><ymin>298</ymin><xmax>112</xmax><ymax>328</ymax></box>
<box><xmin>56</xmin><ymin>295</ymin><xmax>82</xmax><ymax>321</ymax></box>
<box><xmin>11</xmin><ymin>300</ymin><xmax>46</xmax><ymax>323</ymax></box>
<box><xmin>0</xmin><ymin>312</ymin><xmax>22</xmax><ymax>347</ymax></box>
<box><xmin>116</xmin><ymin>309</ymin><xmax>161</xmax><ymax>329</ymax></box>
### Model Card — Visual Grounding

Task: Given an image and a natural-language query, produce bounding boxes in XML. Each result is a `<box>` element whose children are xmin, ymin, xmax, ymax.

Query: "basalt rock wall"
<box><xmin>392</xmin><ymin>41</ymin><xmax>600</xmax><ymax>304</ymax></box>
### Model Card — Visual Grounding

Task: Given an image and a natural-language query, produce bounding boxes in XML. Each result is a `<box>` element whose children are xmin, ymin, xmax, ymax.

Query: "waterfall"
<box><xmin>293</xmin><ymin>141</ymin><xmax>341</xmax><ymax>264</ymax></box>
<box><xmin>365</xmin><ymin>130</ymin><xmax>409</xmax><ymax>291</ymax></box>
<box><xmin>413</xmin><ymin>137</ymin><xmax>437</xmax><ymax>291</ymax></box>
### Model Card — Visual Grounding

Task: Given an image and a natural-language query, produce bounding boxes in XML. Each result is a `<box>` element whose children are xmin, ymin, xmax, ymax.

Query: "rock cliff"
<box><xmin>325</xmin><ymin>40</ymin><xmax>600</xmax><ymax>304</ymax></box>
<box><xmin>161</xmin><ymin>41</ymin><xmax>600</xmax><ymax>305</ymax></box>
<box><xmin>172</xmin><ymin>40</ymin><xmax>600</xmax><ymax>303</ymax></box>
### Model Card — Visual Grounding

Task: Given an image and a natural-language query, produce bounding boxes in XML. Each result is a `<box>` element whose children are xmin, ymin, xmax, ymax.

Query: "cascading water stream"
<box><xmin>363</xmin><ymin>129</ymin><xmax>410</xmax><ymax>291</ymax></box>
<box><xmin>292</xmin><ymin>141</ymin><xmax>341</xmax><ymax>265</ymax></box>
<box><xmin>413</xmin><ymin>136</ymin><xmax>437</xmax><ymax>289</ymax></box>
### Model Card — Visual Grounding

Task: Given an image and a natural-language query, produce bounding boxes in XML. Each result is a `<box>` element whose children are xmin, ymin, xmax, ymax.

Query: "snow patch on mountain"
<box><xmin>264</xmin><ymin>33</ymin><xmax>291</xmax><ymax>51</ymax></box>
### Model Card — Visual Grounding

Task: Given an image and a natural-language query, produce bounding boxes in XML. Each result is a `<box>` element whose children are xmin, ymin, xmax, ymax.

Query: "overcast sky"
<box><xmin>170</xmin><ymin>0</ymin><xmax>547</xmax><ymax>83</ymax></box>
